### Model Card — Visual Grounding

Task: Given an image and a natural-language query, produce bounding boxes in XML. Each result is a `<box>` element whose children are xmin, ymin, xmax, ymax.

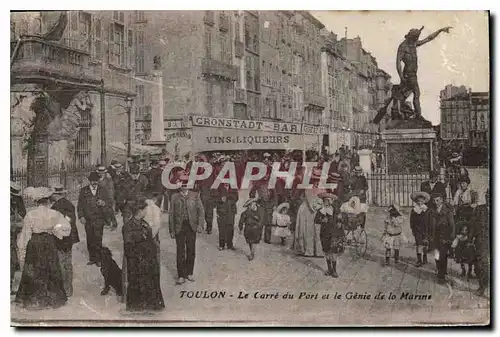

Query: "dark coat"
<box><xmin>169</xmin><ymin>191</ymin><xmax>205</xmax><ymax>235</ymax></box>
<box><xmin>410</xmin><ymin>208</ymin><xmax>431</xmax><ymax>245</ymax></box>
<box><xmin>430</xmin><ymin>205</ymin><xmax>455</xmax><ymax>249</ymax></box>
<box><xmin>147</xmin><ymin>167</ymin><xmax>166</xmax><ymax>195</ymax></box>
<box><xmin>472</xmin><ymin>204</ymin><xmax>489</xmax><ymax>262</ymax></box>
<box><xmin>238</xmin><ymin>208</ymin><xmax>263</xmax><ymax>244</ymax></box>
<box><xmin>314</xmin><ymin>209</ymin><xmax>344</xmax><ymax>254</ymax></box>
<box><xmin>420</xmin><ymin>180</ymin><xmax>447</xmax><ymax>209</ymax></box>
<box><xmin>52</xmin><ymin>197</ymin><xmax>80</xmax><ymax>251</ymax></box>
<box><xmin>11</xmin><ymin>195</ymin><xmax>26</xmax><ymax>229</ymax></box>
<box><xmin>349</xmin><ymin>175</ymin><xmax>368</xmax><ymax>203</ymax></box>
<box><xmin>215</xmin><ymin>187</ymin><xmax>238</xmax><ymax>225</ymax></box>
<box><xmin>77</xmin><ymin>185</ymin><xmax>115</xmax><ymax>224</ymax></box>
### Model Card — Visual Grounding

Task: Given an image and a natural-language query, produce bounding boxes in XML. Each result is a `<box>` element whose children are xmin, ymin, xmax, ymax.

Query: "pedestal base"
<box><xmin>381</xmin><ymin>128</ymin><xmax>436</xmax><ymax>174</ymax></box>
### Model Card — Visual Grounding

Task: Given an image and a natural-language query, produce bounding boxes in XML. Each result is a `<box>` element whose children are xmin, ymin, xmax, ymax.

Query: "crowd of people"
<box><xmin>10</xmin><ymin>146</ymin><xmax>489</xmax><ymax>313</ymax></box>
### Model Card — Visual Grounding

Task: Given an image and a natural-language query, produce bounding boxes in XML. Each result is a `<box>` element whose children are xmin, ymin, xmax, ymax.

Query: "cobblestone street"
<box><xmin>11</xmin><ymin>199</ymin><xmax>490</xmax><ymax>326</ymax></box>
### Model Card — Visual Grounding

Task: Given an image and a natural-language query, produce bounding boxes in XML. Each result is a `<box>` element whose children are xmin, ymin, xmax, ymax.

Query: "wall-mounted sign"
<box><xmin>192</xmin><ymin>116</ymin><xmax>301</xmax><ymax>134</ymax></box>
<box><xmin>192</xmin><ymin>128</ymin><xmax>304</xmax><ymax>152</ymax></box>
<box><xmin>165</xmin><ymin>119</ymin><xmax>191</xmax><ymax>129</ymax></box>
<box><xmin>165</xmin><ymin>129</ymin><xmax>193</xmax><ymax>161</ymax></box>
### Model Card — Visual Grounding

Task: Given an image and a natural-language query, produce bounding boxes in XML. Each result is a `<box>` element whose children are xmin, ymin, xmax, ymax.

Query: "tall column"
<box><xmin>148</xmin><ymin>70</ymin><xmax>166</xmax><ymax>145</ymax></box>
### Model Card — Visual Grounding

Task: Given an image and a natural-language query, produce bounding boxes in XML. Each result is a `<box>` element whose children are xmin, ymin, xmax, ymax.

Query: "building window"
<box><xmin>136</xmin><ymin>85</ymin><xmax>145</xmax><ymax>117</ymax></box>
<box><xmin>74</xmin><ymin>109</ymin><xmax>92</xmax><ymax>169</ymax></box>
<box><xmin>109</xmin><ymin>22</ymin><xmax>125</xmax><ymax>66</ymax></box>
<box><xmin>205</xmin><ymin>82</ymin><xmax>214</xmax><ymax>116</ymax></box>
<box><xmin>220</xmin><ymin>32</ymin><xmax>231</xmax><ymax>64</ymax></box>
<box><xmin>135</xmin><ymin>30</ymin><xmax>145</xmax><ymax>72</ymax></box>
<box><xmin>113</xmin><ymin>11</ymin><xmax>125</xmax><ymax>22</ymax></box>
<box><xmin>135</xmin><ymin>11</ymin><xmax>146</xmax><ymax>22</ymax></box>
<box><xmin>91</xmin><ymin>16</ymin><xmax>102</xmax><ymax>60</ymax></box>
<box><xmin>221</xmin><ymin>85</ymin><xmax>228</xmax><ymax>117</ymax></box>
<box><xmin>235</xmin><ymin>20</ymin><xmax>240</xmax><ymax>42</ymax></box>
<box><xmin>204</xmin><ymin>28</ymin><xmax>212</xmax><ymax>59</ymax></box>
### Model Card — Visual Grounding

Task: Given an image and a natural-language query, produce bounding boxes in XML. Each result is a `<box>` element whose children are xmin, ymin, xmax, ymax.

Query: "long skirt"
<box><xmin>293</xmin><ymin>202</ymin><xmax>323</xmax><ymax>257</ymax></box>
<box><xmin>126</xmin><ymin>239</ymin><xmax>165</xmax><ymax>312</ymax></box>
<box><xmin>15</xmin><ymin>233</ymin><xmax>67</xmax><ymax>309</ymax></box>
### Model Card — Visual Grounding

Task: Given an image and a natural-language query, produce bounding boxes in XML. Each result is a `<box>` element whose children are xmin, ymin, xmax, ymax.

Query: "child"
<box><xmin>339</xmin><ymin>195</ymin><xmax>368</xmax><ymax>245</ymax></box>
<box><xmin>315</xmin><ymin>192</ymin><xmax>344</xmax><ymax>278</ymax></box>
<box><xmin>272</xmin><ymin>202</ymin><xmax>292</xmax><ymax>246</ymax></box>
<box><xmin>451</xmin><ymin>225</ymin><xmax>476</xmax><ymax>278</ymax></box>
<box><xmin>382</xmin><ymin>204</ymin><xmax>404</xmax><ymax>265</ymax></box>
<box><xmin>410</xmin><ymin>191</ymin><xmax>431</xmax><ymax>267</ymax></box>
<box><xmin>238</xmin><ymin>198</ymin><xmax>263</xmax><ymax>261</ymax></box>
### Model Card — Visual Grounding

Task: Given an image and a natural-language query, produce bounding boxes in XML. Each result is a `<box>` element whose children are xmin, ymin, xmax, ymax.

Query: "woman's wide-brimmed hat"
<box><xmin>51</xmin><ymin>183</ymin><xmax>68</xmax><ymax>195</ymax></box>
<box><xmin>10</xmin><ymin>181</ymin><xmax>21</xmax><ymax>196</ymax></box>
<box><xmin>276</xmin><ymin>202</ymin><xmax>290</xmax><ymax>213</ymax></box>
<box><xmin>24</xmin><ymin>186</ymin><xmax>55</xmax><ymax>202</ymax></box>
<box><xmin>411</xmin><ymin>191</ymin><xmax>430</xmax><ymax>203</ymax></box>
<box><xmin>318</xmin><ymin>192</ymin><xmax>337</xmax><ymax>200</ymax></box>
<box><xmin>243</xmin><ymin>198</ymin><xmax>259</xmax><ymax>208</ymax></box>
<box><xmin>387</xmin><ymin>204</ymin><xmax>402</xmax><ymax>216</ymax></box>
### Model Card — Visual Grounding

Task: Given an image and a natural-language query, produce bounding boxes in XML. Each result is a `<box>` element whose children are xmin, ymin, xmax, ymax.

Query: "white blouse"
<box><xmin>17</xmin><ymin>205</ymin><xmax>71</xmax><ymax>267</ymax></box>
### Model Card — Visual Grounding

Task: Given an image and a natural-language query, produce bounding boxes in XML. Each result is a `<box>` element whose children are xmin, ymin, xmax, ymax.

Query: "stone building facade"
<box><xmin>11</xmin><ymin>11</ymin><xmax>139</xmax><ymax>184</ymax></box>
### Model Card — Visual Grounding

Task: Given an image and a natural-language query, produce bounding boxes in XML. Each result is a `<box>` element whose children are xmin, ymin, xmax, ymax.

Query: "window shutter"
<box><xmin>108</xmin><ymin>23</ymin><xmax>114</xmax><ymax>65</ymax></box>
<box><xmin>127</xmin><ymin>28</ymin><xmax>134</xmax><ymax>69</ymax></box>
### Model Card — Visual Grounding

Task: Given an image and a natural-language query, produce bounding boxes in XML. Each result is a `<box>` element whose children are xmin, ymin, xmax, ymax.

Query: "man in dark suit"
<box><xmin>429</xmin><ymin>193</ymin><xmax>455</xmax><ymax>284</ymax></box>
<box><xmin>78</xmin><ymin>172</ymin><xmax>116</xmax><ymax>267</ymax></box>
<box><xmin>50</xmin><ymin>184</ymin><xmax>80</xmax><ymax>297</ymax></box>
<box><xmin>420</xmin><ymin>170</ymin><xmax>447</xmax><ymax>209</ymax></box>
<box><xmin>473</xmin><ymin>189</ymin><xmax>489</xmax><ymax>296</ymax></box>
<box><xmin>169</xmin><ymin>175</ymin><xmax>205</xmax><ymax>285</ymax></box>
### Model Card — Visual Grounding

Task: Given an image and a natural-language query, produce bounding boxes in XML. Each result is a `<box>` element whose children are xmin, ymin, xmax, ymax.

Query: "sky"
<box><xmin>311</xmin><ymin>11</ymin><xmax>490</xmax><ymax>125</ymax></box>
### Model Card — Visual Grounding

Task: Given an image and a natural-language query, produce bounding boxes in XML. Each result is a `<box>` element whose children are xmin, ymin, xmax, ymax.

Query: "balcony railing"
<box><xmin>235</xmin><ymin>40</ymin><xmax>244</xmax><ymax>58</ymax></box>
<box><xmin>11</xmin><ymin>35</ymin><xmax>100</xmax><ymax>88</ymax></box>
<box><xmin>234</xmin><ymin>87</ymin><xmax>247</xmax><ymax>104</ymax></box>
<box><xmin>202</xmin><ymin>58</ymin><xmax>238</xmax><ymax>81</ymax></box>
<box><xmin>304</xmin><ymin>92</ymin><xmax>327</xmax><ymax>109</ymax></box>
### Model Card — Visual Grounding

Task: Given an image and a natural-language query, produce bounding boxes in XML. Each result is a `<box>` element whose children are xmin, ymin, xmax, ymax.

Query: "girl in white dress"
<box><xmin>273</xmin><ymin>203</ymin><xmax>292</xmax><ymax>246</ymax></box>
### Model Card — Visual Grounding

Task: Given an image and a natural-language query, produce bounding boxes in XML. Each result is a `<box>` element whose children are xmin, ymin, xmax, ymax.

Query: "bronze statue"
<box><xmin>373</xmin><ymin>26</ymin><xmax>452</xmax><ymax>126</ymax></box>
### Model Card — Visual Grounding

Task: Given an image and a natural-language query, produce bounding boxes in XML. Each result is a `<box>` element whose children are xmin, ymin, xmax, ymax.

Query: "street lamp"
<box><xmin>112</xmin><ymin>96</ymin><xmax>134</xmax><ymax>160</ymax></box>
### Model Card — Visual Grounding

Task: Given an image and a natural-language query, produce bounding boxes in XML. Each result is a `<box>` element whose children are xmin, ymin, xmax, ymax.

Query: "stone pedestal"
<box><xmin>147</xmin><ymin>70</ymin><xmax>166</xmax><ymax>146</ymax></box>
<box><xmin>358</xmin><ymin>149</ymin><xmax>373</xmax><ymax>175</ymax></box>
<box><xmin>381</xmin><ymin>128</ymin><xmax>436</xmax><ymax>174</ymax></box>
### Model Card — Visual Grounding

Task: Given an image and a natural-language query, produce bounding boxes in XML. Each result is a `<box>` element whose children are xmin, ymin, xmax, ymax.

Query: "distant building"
<box><xmin>11</xmin><ymin>11</ymin><xmax>138</xmax><ymax>185</ymax></box>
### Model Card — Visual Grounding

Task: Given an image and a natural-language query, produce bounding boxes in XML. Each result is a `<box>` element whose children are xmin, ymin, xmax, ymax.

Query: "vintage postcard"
<box><xmin>10</xmin><ymin>10</ymin><xmax>490</xmax><ymax>326</ymax></box>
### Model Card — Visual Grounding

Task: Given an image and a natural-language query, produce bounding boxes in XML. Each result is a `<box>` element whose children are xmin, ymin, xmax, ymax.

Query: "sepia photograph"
<box><xmin>9</xmin><ymin>9</ymin><xmax>490</xmax><ymax>327</ymax></box>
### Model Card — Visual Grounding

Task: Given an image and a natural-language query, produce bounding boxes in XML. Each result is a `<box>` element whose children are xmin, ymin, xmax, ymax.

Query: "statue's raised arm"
<box><xmin>417</xmin><ymin>26</ymin><xmax>452</xmax><ymax>47</ymax></box>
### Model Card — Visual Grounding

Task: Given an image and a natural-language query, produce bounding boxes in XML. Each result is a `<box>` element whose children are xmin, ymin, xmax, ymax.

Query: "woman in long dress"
<box><xmin>292</xmin><ymin>168</ymin><xmax>325</xmax><ymax>257</ymax></box>
<box><xmin>122</xmin><ymin>196</ymin><xmax>165</xmax><ymax>312</ymax></box>
<box><xmin>16</xmin><ymin>187</ymin><xmax>72</xmax><ymax>309</ymax></box>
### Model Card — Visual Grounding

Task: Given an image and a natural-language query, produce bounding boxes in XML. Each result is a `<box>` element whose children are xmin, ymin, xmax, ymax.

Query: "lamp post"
<box><xmin>125</xmin><ymin>96</ymin><xmax>134</xmax><ymax>159</ymax></box>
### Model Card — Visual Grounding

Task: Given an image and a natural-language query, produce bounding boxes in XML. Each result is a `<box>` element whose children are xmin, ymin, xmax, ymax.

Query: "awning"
<box><xmin>108</xmin><ymin>142</ymin><xmax>164</xmax><ymax>158</ymax></box>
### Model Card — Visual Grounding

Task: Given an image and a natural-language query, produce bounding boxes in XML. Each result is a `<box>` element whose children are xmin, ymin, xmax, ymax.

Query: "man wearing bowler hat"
<box><xmin>420</xmin><ymin>170</ymin><xmax>447</xmax><ymax>210</ymax></box>
<box><xmin>50</xmin><ymin>184</ymin><xmax>79</xmax><ymax>297</ymax></box>
<box><xmin>78</xmin><ymin>172</ymin><xmax>116</xmax><ymax>267</ymax></box>
<box><xmin>169</xmin><ymin>174</ymin><xmax>205</xmax><ymax>285</ymax></box>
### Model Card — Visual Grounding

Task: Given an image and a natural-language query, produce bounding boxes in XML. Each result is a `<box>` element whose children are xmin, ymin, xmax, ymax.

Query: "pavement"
<box><xmin>11</xmin><ymin>197</ymin><xmax>490</xmax><ymax>326</ymax></box>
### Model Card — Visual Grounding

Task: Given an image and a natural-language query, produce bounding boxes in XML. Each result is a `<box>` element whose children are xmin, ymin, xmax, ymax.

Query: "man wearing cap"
<box><xmin>249</xmin><ymin>170</ymin><xmax>277</xmax><ymax>244</ymax></box>
<box><xmin>396</xmin><ymin>26</ymin><xmax>451</xmax><ymax>118</ymax></box>
<box><xmin>429</xmin><ymin>193</ymin><xmax>455</xmax><ymax>284</ymax></box>
<box><xmin>97</xmin><ymin>165</ymin><xmax>115</xmax><ymax>210</ymax></box>
<box><xmin>147</xmin><ymin>160</ymin><xmax>167</xmax><ymax>207</ymax></box>
<box><xmin>121</xmin><ymin>165</ymin><xmax>150</xmax><ymax>221</ymax></box>
<box><xmin>169</xmin><ymin>175</ymin><xmax>205</xmax><ymax>285</ymax></box>
<box><xmin>10</xmin><ymin>182</ymin><xmax>26</xmax><ymax>294</ymax></box>
<box><xmin>349</xmin><ymin>166</ymin><xmax>368</xmax><ymax>204</ymax></box>
<box><xmin>113</xmin><ymin>163</ymin><xmax>133</xmax><ymax>222</ymax></box>
<box><xmin>107</xmin><ymin>159</ymin><xmax>120</xmax><ymax>182</ymax></box>
<box><xmin>77</xmin><ymin>172</ymin><xmax>116</xmax><ymax>267</ymax></box>
<box><xmin>50</xmin><ymin>184</ymin><xmax>79</xmax><ymax>297</ymax></box>
<box><xmin>420</xmin><ymin>170</ymin><xmax>447</xmax><ymax>210</ymax></box>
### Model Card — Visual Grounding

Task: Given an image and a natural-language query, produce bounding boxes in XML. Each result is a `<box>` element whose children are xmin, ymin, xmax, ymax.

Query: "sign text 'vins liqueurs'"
<box><xmin>192</xmin><ymin>116</ymin><xmax>302</xmax><ymax>134</ymax></box>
